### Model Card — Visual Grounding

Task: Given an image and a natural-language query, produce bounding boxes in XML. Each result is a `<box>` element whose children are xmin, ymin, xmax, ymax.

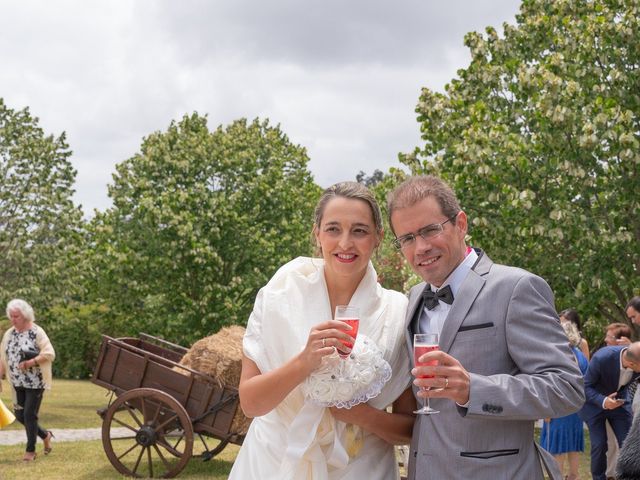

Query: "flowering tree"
<box><xmin>406</xmin><ymin>0</ymin><xmax>639</xmax><ymax>340</ymax></box>
<box><xmin>89</xmin><ymin>114</ymin><xmax>320</xmax><ymax>343</ymax></box>
<box><xmin>0</xmin><ymin>99</ymin><xmax>85</xmax><ymax>313</ymax></box>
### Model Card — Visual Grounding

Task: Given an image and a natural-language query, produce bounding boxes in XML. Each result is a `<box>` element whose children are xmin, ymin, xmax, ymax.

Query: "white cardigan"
<box><xmin>1</xmin><ymin>324</ymin><xmax>56</xmax><ymax>402</ymax></box>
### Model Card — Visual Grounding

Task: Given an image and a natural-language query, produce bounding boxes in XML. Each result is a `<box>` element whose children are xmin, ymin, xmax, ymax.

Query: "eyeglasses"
<box><xmin>392</xmin><ymin>215</ymin><xmax>457</xmax><ymax>250</ymax></box>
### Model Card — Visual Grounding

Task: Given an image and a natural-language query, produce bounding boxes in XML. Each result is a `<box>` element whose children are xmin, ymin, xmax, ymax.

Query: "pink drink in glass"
<box><xmin>334</xmin><ymin>305</ymin><xmax>359</xmax><ymax>381</ymax></box>
<box><xmin>414</xmin><ymin>344</ymin><xmax>439</xmax><ymax>377</ymax></box>
<box><xmin>413</xmin><ymin>333</ymin><xmax>440</xmax><ymax>414</ymax></box>
<box><xmin>338</xmin><ymin>318</ymin><xmax>359</xmax><ymax>359</ymax></box>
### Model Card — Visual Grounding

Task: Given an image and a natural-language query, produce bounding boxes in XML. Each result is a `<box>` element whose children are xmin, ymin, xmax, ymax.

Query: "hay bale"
<box><xmin>179</xmin><ymin>325</ymin><xmax>245</xmax><ymax>387</ymax></box>
<box><xmin>177</xmin><ymin>325</ymin><xmax>251</xmax><ymax>435</ymax></box>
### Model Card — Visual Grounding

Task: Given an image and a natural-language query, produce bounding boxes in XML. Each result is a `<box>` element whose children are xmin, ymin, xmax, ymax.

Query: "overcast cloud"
<box><xmin>0</xmin><ymin>0</ymin><xmax>521</xmax><ymax>216</ymax></box>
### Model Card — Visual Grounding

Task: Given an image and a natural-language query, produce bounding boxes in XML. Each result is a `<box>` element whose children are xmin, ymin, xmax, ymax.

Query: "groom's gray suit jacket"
<box><xmin>405</xmin><ymin>250</ymin><xmax>585</xmax><ymax>480</ymax></box>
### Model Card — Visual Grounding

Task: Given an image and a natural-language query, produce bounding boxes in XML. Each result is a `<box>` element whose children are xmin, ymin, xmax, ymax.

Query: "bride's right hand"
<box><xmin>299</xmin><ymin>320</ymin><xmax>353</xmax><ymax>371</ymax></box>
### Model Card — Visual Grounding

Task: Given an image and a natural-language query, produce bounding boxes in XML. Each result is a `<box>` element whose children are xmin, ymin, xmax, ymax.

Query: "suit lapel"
<box><xmin>440</xmin><ymin>250</ymin><xmax>491</xmax><ymax>353</ymax></box>
<box><xmin>405</xmin><ymin>283</ymin><xmax>425</xmax><ymax>367</ymax></box>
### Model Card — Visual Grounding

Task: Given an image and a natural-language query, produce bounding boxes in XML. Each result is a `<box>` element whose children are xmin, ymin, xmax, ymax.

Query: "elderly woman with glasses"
<box><xmin>0</xmin><ymin>299</ymin><xmax>55</xmax><ymax>461</ymax></box>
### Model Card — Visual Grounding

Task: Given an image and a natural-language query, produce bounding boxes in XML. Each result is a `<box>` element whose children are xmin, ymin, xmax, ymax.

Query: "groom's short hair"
<box><xmin>387</xmin><ymin>175</ymin><xmax>461</xmax><ymax>235</ymax></box>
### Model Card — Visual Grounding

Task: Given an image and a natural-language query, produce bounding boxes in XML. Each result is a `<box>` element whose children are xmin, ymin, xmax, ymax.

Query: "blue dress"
<box><xmin>540</xmin><ymin>347</ymin><xmax>588</xmax><ymax>454</ymax></box>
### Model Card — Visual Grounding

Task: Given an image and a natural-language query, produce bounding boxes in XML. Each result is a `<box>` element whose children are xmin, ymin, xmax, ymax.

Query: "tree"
<box><xmin>356</xmin><ymin>167</ymin><xmax>419</xmax><ymax>293</ymax></box>
<box><xmin>89</xmin><ymin>114</ymin><xmax>321</xmax><ymax>343</ymax></box>
<box><xmin>356</xmin><ymin>169</ymin><xmax>385</xmax><ymax>187</ymax></box>
<box><xmin>407</xmin><ymin>0</ymin><xmax>639</xmax><ymax>342</ymax></box>
<box><xmin>0</xmin><ymin>98</ymin><xmax>85</xmax><ymax>314</ymax></box>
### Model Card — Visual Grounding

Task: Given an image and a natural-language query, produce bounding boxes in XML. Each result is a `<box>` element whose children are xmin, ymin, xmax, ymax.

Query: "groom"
<box><xmin>388</xmin><ymin>175</ymin><xmax>585</xmax><ymax>480</ymax></box>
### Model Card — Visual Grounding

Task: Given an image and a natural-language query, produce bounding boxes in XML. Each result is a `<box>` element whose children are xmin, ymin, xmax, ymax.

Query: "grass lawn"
<box><xmin>1</xmin><ymin>379</ymin><xmax>238</xmax><ymax>478</ymax></box>
<box><xmin>1</xmin><ymin>380</ymin><xmax>597</xmax><ymax>479</ymax></box>
<box><xmin>0</xmin><ymin>439</ymin><xmax>238</xmax><ymax>479</ymax></box>
<box><xmin>536</xmin><ymin>426</ymin><xmax>592</xmax><ymax>479</ymax></box>
<box><xmin>1</xmin><ymin>378</ymin><xmax>107</xmax><ymax>430</ymax></box>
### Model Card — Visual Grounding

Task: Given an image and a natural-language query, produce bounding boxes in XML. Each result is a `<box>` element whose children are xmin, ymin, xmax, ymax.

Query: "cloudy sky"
<box><xmin>0</xmin><ymin>0</ymin><xmax>521</xmax><ymax>216</ymax></box>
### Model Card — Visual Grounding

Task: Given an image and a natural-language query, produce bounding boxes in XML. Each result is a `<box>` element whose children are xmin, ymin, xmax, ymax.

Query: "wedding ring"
<box><xmin>444</xmin><ymin>377</ymin><xmax>449</xmax><ymax>389</ymax></box>
<box><xmin>322</xmin><ymin>338</ymin><xmax>326</xmax><ymax>347</ymax></box>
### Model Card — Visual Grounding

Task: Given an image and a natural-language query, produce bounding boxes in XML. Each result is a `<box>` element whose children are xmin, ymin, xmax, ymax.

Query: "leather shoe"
<box><xmin>23</xmin><ymin>452</ymin><xmax>36</xmax><ymax>462</ymax></box>
<box><xmin>43</xmin><ymin>431</ymin><xmax>54</xmax><ymax>455</ymax></box>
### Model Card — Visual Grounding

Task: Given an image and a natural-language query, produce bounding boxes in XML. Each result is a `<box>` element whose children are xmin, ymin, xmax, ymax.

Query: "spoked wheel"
<box><xmin>102</xmin><ymin>388</ymin><xmax>194</xmax><ymax>478</ymax></box>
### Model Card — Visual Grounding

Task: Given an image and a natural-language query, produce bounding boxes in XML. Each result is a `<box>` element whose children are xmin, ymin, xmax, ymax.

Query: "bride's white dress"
<box><xmin>228</xmin><ymin>257</ymin><xmax>411</xmax><ymax>480</ymax></box>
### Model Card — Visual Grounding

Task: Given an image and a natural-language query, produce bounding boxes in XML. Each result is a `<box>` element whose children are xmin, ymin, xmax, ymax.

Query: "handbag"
<box><xmin>20</xmin><ymin>345</ymin><xmax>40</xmax><ymax>361</ymax></box>
<box><xmin>0</xmin><ymin>398</ymin><xmax>15</xmax><ymax>428</ymax></box>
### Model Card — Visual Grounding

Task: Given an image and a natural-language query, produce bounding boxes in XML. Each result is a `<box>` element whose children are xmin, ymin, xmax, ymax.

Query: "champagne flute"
<box><xmin>413</xmin><ymin>333</ymin><xmax>440</xmax><ymax>414</ymax></box>
<box><xmin>334</xmin><ymin>305</ymin><xmax>359</xmax><ymax>382</ymax></box>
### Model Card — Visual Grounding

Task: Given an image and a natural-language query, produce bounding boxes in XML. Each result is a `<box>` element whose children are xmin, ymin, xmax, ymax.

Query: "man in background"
<box><xmin>616</xmin><ymin>296</ymin><xmax>640</xmax><ymax>345</ymax></box>
<box><xmin>580</xmin><ymin>342</ymin><xmax>640</xmax><ymax>480</ymax></box>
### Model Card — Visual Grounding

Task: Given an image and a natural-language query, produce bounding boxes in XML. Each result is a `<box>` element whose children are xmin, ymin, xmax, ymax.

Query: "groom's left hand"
<box><xmin>412</xmin><ymin>350</ymin><xmax>470</xmax><ymax>405</ymax></box>
<box><xmin>329</xmin><ymin>403</ymin><xmax>369</xmax><ymax>426</ymax></box>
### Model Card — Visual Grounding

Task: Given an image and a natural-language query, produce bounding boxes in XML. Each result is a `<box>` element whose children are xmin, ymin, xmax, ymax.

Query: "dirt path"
<box><xmin>0</xmin><ymin>427</ymin><xmax>130</xmax><ymax>445</ymax></box>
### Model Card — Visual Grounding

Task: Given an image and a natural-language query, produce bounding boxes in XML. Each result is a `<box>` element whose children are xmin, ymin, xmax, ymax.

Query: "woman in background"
<box><xmin>605</xmin><ymin>323</ymin><xmax>632</xmax><ymax>347</ymax></box>
<box><xmin>0</xmin><ymin>299</ymin><xmax>55</xmax><ymax>461</ymax></box>
<box><xmin>541</xmin><ymin>321</ymin><xmax>588</xmax><ymax>480</ymax></box>
<box><xmin>560</xmin><ymin>308</ymin><xmax>590</xmax><ymax>360</ymax></box>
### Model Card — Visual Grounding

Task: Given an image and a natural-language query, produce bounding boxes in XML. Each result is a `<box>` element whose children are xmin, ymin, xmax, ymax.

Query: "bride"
<box><xmin>228</xmin><ymin>181</ymin><xmax>415</xmax><ymax>480</ymax></box>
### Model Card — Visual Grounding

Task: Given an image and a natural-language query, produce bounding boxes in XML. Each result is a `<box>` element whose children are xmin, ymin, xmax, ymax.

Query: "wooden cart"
<box><xmin>92</xmin><ymin>333</ymin><xmax>245</xmax><ymax>478</ymax></box>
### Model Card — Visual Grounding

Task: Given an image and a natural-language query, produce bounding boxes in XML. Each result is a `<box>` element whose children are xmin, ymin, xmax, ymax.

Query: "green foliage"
<box><xmin>45</xmin><ymin>303</ymin><xmax>123</xmax><ymax>378</ymax></box>
<box><xmin>356</xmin><ymin>167</ymin><xmax>422</xmax><ymax>293</ymax></box>
<box><xmin>408</xmin><ymin>0</ymin><xmax>640</xmax><ymax>344</ymax></box>
<box><xmin>0</xmin><ymin>98</ymin><xmax>86</xmax><ymax>317</ymax></box>
<box><xmin>89</xmin><ymin>114</ymin><xmax>321</xmax><ymax>344</ymax></box>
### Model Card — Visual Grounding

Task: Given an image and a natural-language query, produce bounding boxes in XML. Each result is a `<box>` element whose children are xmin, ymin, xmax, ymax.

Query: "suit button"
<box><xmin>482</xmin><ymin>404</ymin><xmax>490</xmax><ymax>412</ymax></box>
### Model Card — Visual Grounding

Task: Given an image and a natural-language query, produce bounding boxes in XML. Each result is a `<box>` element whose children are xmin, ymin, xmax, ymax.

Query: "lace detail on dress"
<box><xmin>302</xmin><ymin>334</ymin><xmax>392</xmax><ymax>409</ymax></box>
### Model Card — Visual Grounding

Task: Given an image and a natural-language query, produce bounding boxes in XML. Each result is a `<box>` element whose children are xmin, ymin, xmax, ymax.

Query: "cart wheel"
<box><xmin>199</xmin><ymin>435</ymin><xmax>231</xmax><ymax>462</ymax></box>
<box><xmin>102</xmin><ymin>388</ymin><xmax>194</xmax><ymax>478</ymax></box>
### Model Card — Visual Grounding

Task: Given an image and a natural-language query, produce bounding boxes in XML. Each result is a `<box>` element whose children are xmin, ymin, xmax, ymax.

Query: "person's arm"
<box><xmin>428</xmin><ymin>273</ymin><xmax>585</xmax><ymax>420</ymax></box>
<box><xmin>330</xmin><ymin>387</ymin><xmax>415</xmax><ymax>445</ymax></box>
<box><xmin>583</xmin><ymin>356</ymin><xmax>606</xmax><ymax>408</ymax></box>
<box><xmin>35</xmin><ymin>325</ymin><xmax>55</xmax><ymax>364</ymax></box>
<box><xmin>19</xmin><ymin>326</ymin><xmax>55</xmax><ymax>370</ymax></box>
<box><xmin>239</xmin><ymin>319</ymin><xmax>354</xmax><ymax>418</ymax></box>
<box><xmin>603</xmin><ymin>392</ymin><xmax>625</xmax><ymax>410</ymax></box>
<box><xmin>239</xmin><ymin>355</ymin><xmax>312</xmax><ymax>418</ymax></box>
<box><xmin>584</xmin><ymin>356</ymin><xmax>624</xmax><ymax>410</ymax></box>
<box><xmin>580</xmin><ymin>338</ymin><xmax>590</xmax><ymax>361</ymax></box>
<box><xmin>472</xmin><ymin>274</ymin><xmax>584</xmax><ymax>419</ymax></box>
